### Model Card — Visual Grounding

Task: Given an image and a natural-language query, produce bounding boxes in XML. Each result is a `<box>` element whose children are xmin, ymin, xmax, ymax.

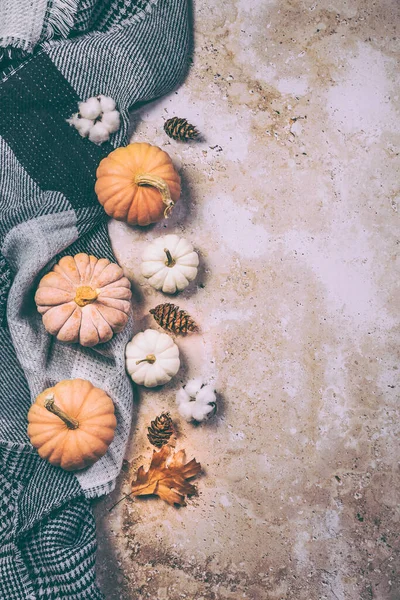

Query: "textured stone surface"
<box><xmin>93</xmin><ymin>1</ymin><xmax>400</xmax><ymax>598</ymax></box>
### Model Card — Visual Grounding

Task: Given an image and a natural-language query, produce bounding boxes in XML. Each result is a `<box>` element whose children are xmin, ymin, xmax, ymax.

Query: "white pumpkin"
<box><xmin>125</xmin><ymin>329</ymin><xmax>180</xmax><ymax>387</ymax></box>
<box><xmin>141</xmin><ymin>234</ymin><xmax>199</xmax><ymax>294</ymax></box>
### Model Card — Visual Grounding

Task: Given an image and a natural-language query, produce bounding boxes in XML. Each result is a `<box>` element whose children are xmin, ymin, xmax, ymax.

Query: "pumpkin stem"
<box><xmin>135</xmin><ymin>354</ymin><xmax>156</xmax><ymax>365</ymax></box>
<box><xmin>134</xmin><ymin>173</ymin><xmax>175</xmax><ymax>218</ymax></box>
<box><xmin>164</xmin><ymin>248</ymin><xmax>176</xmax><ymax>267</ymax></box>
<box><xmin>44</xmin><ymin>395</ymin><xmax>79</xmax><ymax>430</ymax></box>
<box><xmin>75</xmin><ymin>285</ymin><xmax>99</xmax><ymax>307</ymax></box>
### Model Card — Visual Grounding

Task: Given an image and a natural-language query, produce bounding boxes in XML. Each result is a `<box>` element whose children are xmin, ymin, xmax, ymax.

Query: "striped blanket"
<box><xmin>0</xmin><ymin>0</ymin><xmax>189</xmax><ymax>597</ymax></box>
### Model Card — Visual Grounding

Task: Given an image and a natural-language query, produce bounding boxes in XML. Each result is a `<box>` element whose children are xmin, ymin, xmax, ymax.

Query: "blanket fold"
<box><xmin>0</xmin><ymin>446</ymin><xmax>103</xmax><ymax>599</ymax></box>
<box><xmin>0</xmin><ymin>0</ymin><xmax>189</xmax><ymax>597</ymax></box>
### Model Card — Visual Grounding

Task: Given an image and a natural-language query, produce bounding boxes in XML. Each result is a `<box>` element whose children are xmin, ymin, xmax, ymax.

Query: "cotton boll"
<box><xmin>192</xmin><ymin>403</ymin><xmax>214</xmax><ymax>422</ymax></box>
<box><xmin>202</xmin><ymin>403</ymin><xmax>215</xmax><ymax>419</ymax></box>
<box><xmin>184</xmin><ymin>378</ymin><xmax>203</xmax><ymax>398</ymax></box>
<box><xmin>98</xmin><ymin>95</ymin><xmax>116</xmax><ymax>112</ymax></box>
<box><xmin>79</xmin><ymin>97</ymin><xmax>101</xmax><ymax>120</ymax></box>
<box><xmin>176</xmin><ymin>388</ymin><xmax>190</xmax><ymax>405</ymax></box>
<box><xmin>196</xmin><ymin>385</ymin><xmax>216</xmax><ymax>406</ymax></box>
<box><xmin>66</xmin><ymin>113</ymin><xmax>80</xmax><ymax>128</ymax></box>
<box><xmin>177</xmin><ymin>402</ymin><xmax>194</xmax><ymax>421</ymax></box>
<box><xmin>176</xmin><ymin>379</ymin><xmax>218</xmax><ymax>422</ymax></box>
<box><xmin>76</xmin><ymin>117</ymin><xmax>94</xmax><ymax>138</ymax></box>
<box><xmin>66</xmin><ymin>113</ymin><xmax>94</xmax><ymax>137</ymax></box>
<box><xmin>88</xmin><ymin>121</ymin><xmax>110</xmax><ymax>145</ymax></box>
<box><xmin>101</xmin><ymin>110</ymin><xmax>120</xmax><ymax>133</ymax></box>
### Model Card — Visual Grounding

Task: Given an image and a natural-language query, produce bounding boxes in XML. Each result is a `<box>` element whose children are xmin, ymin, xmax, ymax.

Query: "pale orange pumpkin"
<box><xmin>35</xmin><ymin>253</ymin><xmax>131</xmax><ymax>347</ymax></box>
<box><xmin>27</xmin><ymin>379</ymin><xmax>117</xmax><ymax>471</ymax></box>
<box><xmin>95</xmin><ymin>142</ymin><xmax>181</xmax><ymax>227</ymax></box>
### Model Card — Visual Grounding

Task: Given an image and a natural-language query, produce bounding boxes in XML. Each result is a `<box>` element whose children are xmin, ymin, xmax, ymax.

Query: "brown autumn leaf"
<box><xmin>131</xmin><ymin>445</ymin><xmax>201</xmax><ymax>506</ymax></box>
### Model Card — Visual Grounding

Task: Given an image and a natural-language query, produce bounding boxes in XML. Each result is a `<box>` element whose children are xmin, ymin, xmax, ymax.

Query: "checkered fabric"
<box><xmin>0</xmin><ymin>446</ymin><xmax>103</xmax><ymax>599</ymax></box>
<box><xmin>0</xmin><ymin>0</ymin><xmax>189</xmax><ymax>597</ymax></box>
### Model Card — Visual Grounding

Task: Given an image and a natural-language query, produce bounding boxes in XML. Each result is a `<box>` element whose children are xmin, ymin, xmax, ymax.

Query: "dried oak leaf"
<box><xmin>131</xmin><ymin>445</ymin><xmax>201</xmax><ymax>506</ymax></box>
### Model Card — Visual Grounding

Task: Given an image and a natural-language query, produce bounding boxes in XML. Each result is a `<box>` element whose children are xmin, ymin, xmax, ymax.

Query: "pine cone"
<box><xmin>147</xmin><ymin>413</ymin><xmax>174</xmax><ymax>448</ymax></box>
<box><xmin>150</xmin><ymin>303</ymin><xmax>199</xmax><ymax>335</ymax></box>
<box><xmin>164</xmin><ymin>117</ymin><xmax>199</xmax><ymax>141</ymax></box>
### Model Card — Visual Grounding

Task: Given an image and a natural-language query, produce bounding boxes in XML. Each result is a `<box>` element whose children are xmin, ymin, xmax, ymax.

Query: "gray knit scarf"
<box><xmin>0</xmin><ymin>1</ymin><xmax>189</xmax><ymax>597</ymax></box>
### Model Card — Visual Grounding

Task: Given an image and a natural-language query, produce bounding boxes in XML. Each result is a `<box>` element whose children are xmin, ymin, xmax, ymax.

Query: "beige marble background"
<box><xmin>93</xmin><ymin>1</ymin><xmax>400</xmax><ymax>598</ymax></box>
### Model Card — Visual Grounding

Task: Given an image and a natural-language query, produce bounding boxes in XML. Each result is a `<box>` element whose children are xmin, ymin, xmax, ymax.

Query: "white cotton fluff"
<box><xmin>176</xmin><ymin>378</ymin><xmax>217</xmax><ymax>422</ymax></box>
<box><xmin>76</xmin><ymin>118</ymin><xmax>94</xmax><ymax>138</ymax></box>
<box><xmin>191</xmin><ymin>403</ymin><xmax>214</xmax><ymax>422</ymax></box>
<box><xmin>184</xmin><ymin>377</ymin><xmax>203</xmax><ymax>397</ymax></box>
<box><xmin>196</xmin><ymin>385</ymin><xmax>216</xmax><ymax>405</ymax></box>
<box><xmin>98</xmin><ymin>95</ymin><xmax>116</xmax><ymax>112</ymax></box>
<box><xmin>177</xmin><ymin>402</ymin><xmax>194</xmax><ymax>421</ymax></box>
<box><xmin>66</xmin><ymin>113</ymin><xmax>80</xmax><ymax>128</ymax></box>
<box><xmin>88</xmin><ymin>121</ymin><xmax>110</xmax><ymax>144</ymax></box>
<box><xmin>101</xmin><ymin>110</ymin><xmax>120</xmax><ymax>133</ymax></box>
<box><xmin>78</xmin><ymin>97</ymin><xmax>102</xmax><ymax>120</ymax></box>
<box><xmin>67</xmin><ymin>95</ymin><xmax>121</xmax><ymax>144</ymax></box>
<box><xmin>176</xmin><ymin>388</ymin><xmax>190</xmax><ymax>405</ymax></box>
<box><xmin>66</xmin><ymin>114</ymin><xmax>93</xmax><ymax>137</ymax></box>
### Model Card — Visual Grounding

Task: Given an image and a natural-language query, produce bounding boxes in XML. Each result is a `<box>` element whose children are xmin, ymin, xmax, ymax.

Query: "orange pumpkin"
<box><xmin>95</xmin><ymin>142</ymin><xmax>181</xmax><ymax>226</ymax></box>
<box><xmin>35</xmin><ymin>253</ymin><xmax>131</xmax><ymax>347</ymax></box>
<box><xmin>27</xmin><ymin>379</ymin><xmax>117</xmax><ymax>471</ymax></box>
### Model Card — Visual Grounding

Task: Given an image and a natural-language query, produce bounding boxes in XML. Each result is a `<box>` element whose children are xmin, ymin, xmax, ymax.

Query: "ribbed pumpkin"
<box><xmin>125</xmin><ymin>329</ymin><xmax>180</xmax><ymax>387</ymax></box>
<box><xmin>95</xmin><ymin>142</ymin><xmax>181</xmax><ymax>226</ymax></box>
<box><xmin>141</xmin><ymin>234</ymin><xmax>199</xmax><ymax>294</ymax></box>
<box><xmin>27</xmin><ymin>379</ymin><xmax>117</xmax><ymax>471</ymax></box>
<box><xmin>35</xmin><ymin>253</ymin><xmax>132</xmax><ymax>347</ymax></box>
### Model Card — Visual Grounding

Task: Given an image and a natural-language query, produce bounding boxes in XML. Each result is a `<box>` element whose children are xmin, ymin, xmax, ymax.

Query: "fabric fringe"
<box><xmin>0</xmin><ymin>37</ymin><xmax>33</xmax><ymax>68</ymax></box>
<box><xmin>45</xmin><ymin>0</ymin><xmax>79</xmax><ymax>40</ymax></box>
<box><xmin>0</xmin><ymin>46</ymin><xmax>29</xmax><ymax>65</ymax></box>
